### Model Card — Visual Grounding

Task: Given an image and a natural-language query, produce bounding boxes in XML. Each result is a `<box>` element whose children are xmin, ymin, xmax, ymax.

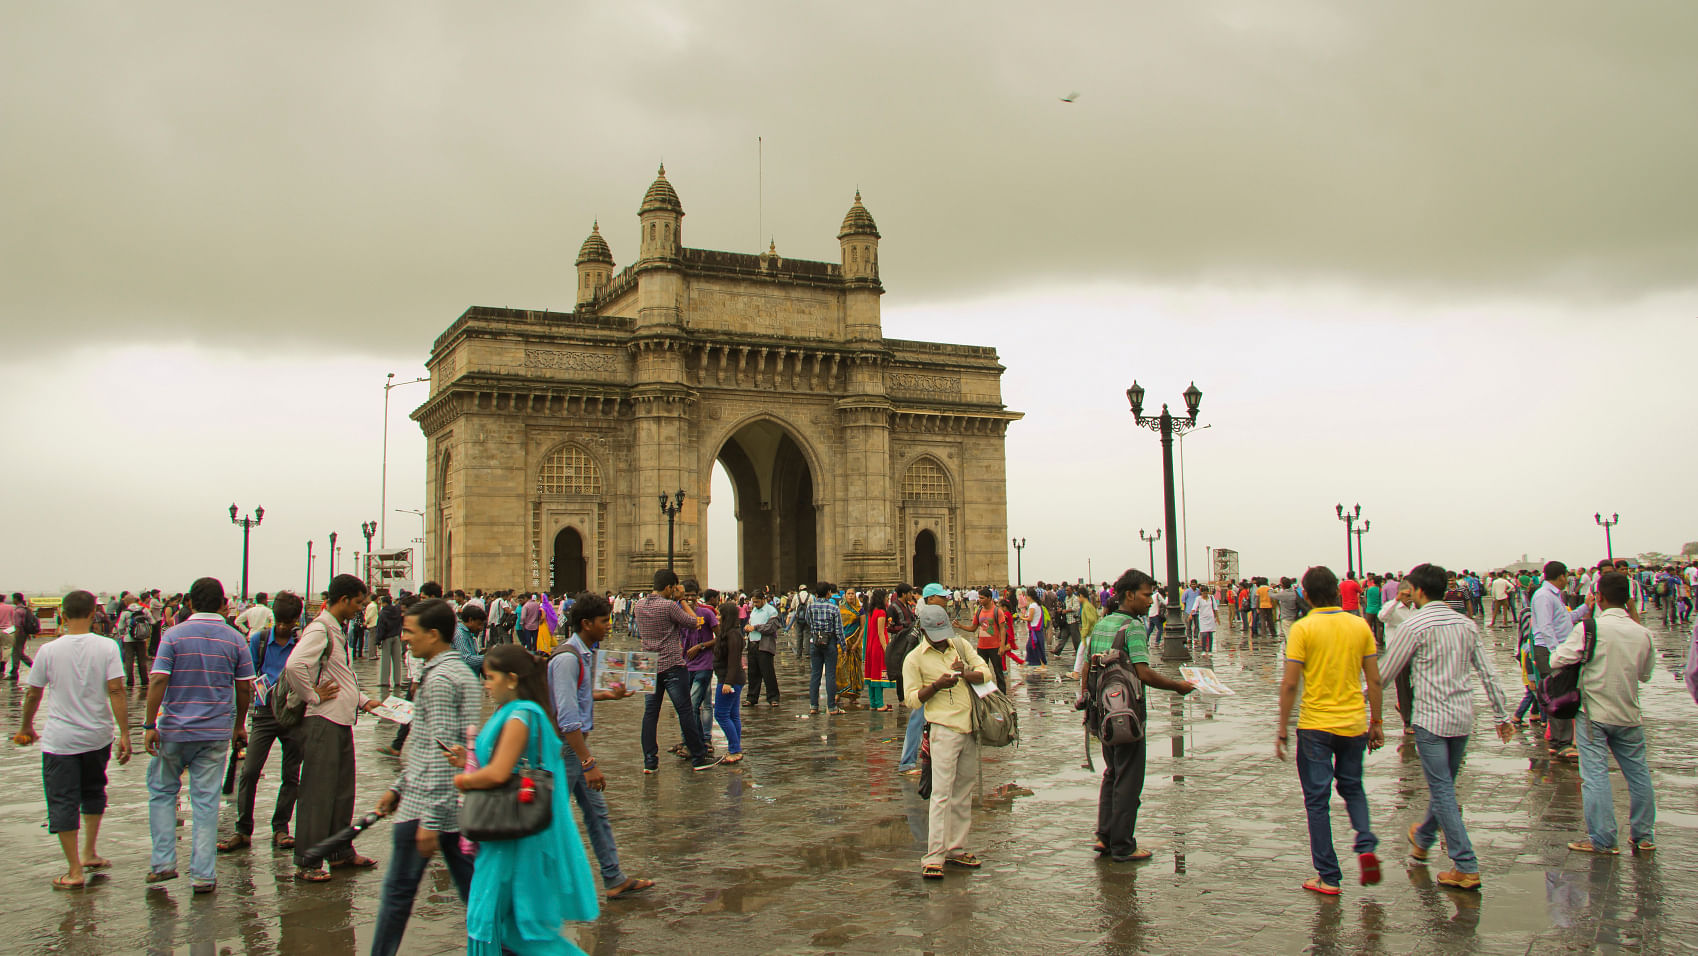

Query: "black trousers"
<box><xmin>1395</xmin><ymin>669</ymin><xmax>1414</xmax><ymax>728</ymax></box>
<box><xmin>1532</xmin><ymin>646</ymin><xmax>1573</xmax><ymax>749</ymax></box>
<box><xmin>293</xmin><ymin>716</ymin><xmax>356</xmax><ymax>868</ymax></box>
<box><xmin>234</xmin><ymin>709</ymin><xmax>302</xmax><ymax>836</ymax></box>
<box><xmin>1097</xmin><ymin>728</ymin><xmax>1147</xmax><ymax>860</ymax></box>
<box><xmin>746</xmin><ymin>648</ymin><xmax>780</xmax><ymax>704</ymax></box>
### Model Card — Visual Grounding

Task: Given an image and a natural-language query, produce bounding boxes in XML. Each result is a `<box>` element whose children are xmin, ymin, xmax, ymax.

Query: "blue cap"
<box><xmin>921</xmin><ymin>583</ymin><xmax>948</xmax><ymax>599</ymax></box>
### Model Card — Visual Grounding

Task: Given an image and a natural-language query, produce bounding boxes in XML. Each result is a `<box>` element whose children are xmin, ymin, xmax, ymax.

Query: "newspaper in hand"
<box><xmin>370</xmin><ymin>695</ymin><xmax>415</xmax><ymax>724</ymax></box>
<box><xmin>1179</xmin><ymin>667</ymin><xmax>1234</xmax><ymax>696</ymax></box>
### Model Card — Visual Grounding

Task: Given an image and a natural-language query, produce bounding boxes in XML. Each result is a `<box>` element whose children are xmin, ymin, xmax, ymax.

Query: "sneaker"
<box><xmin>691</xmin><ymin>755</ymin><xmax>724</xmax><ymax>772</ymax></box>
<box><xmin>1435</xmin><ymin>869</ymin><xmax>1481</xmax><ymax>891</ymax></box>
<box><xmin>642</xmin><ymin>765</ymin><xmax>659</xmax><ymax>775</ymax></box>
<box><xmin>1407</xmin><ymin>823</ymin><xmax>1429</xmax><ymax>863</ymax></box>
<box><xmin>1358</xmin><ymin>852</ymin><xmax>1382</xmax><ymax>885</ymax></box>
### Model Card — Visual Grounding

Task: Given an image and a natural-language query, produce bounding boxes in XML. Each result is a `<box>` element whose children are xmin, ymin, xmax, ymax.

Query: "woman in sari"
<box><xmin>450</xmin><ymin>645</ymin><xmax>599</xmax><ymax>955</ymax></box>
<box><xmin>863</xmin><ymin>589</ymin><xmax>893</xmax><ymax>711</ymax></box>
<box><xmin>836</xmin><ymin>590</ymin><xmax>865</xmax><ymax>703</ymax></box>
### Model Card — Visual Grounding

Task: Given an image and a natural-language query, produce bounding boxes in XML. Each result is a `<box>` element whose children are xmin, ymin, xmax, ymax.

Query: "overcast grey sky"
<box><xmin>4</xmin><ymin>2</ymin><xmax>1696</xmax><ymax>594</ymax></box>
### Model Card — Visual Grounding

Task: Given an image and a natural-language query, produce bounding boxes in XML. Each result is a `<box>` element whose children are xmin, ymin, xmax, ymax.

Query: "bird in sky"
<box><xmin>1060</xmin><ymin>92</ymin><xmax>1080</xmax><ymax>103</ymax></box>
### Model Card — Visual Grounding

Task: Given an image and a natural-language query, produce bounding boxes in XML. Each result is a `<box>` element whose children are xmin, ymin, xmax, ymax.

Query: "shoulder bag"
<box><xmin>1538</xmin><ymin>616</ymin><xmax>1597</xmax><ymax>720</ymax></box>
<box><xmin>460</xmin><ymin>709</ymin><xmax>555</xmax><ymax>841</ymax></box>
<box><xmin>273</xmin><ymin>625</ymin><xmax>331</xmax><ymax>730</ymax></box>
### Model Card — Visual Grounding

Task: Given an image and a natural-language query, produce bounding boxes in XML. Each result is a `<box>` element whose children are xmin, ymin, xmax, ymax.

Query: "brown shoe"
<box><xmin>1407</xmin><ymin>823</ymin><xmax>1429</xmax><ymax>863</ymax></box>
<box><xmin>1435</xmin><ymin>869</ymin><xmax>1481</xmax><ymax>891</ymax></box>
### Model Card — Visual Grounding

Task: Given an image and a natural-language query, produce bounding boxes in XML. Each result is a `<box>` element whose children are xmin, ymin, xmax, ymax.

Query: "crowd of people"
<box><xmin>5</xmin><ymin>552</ymin><xmax>1697</xmax><ymax>950</ymax></box>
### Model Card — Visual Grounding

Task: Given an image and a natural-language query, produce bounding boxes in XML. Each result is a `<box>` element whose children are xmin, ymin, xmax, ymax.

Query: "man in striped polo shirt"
<box><xmin>1379</xmin><ymin>563</ymin><xmax>1515</xmax><ymax>892</ymax></box>
<box><xmin>143</xmin><ymin>577</ymin><xmax>255</xmax><ymax>893</ymax></box>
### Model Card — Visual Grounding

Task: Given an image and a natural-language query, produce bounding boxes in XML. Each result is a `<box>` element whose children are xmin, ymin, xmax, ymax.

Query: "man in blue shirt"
<box><xmin>219</xmin><ymin>592</ymin><xmax>305</xmax><ymax>853</ymax></box>
<box><xmin>1530</xmin><ymin>561</ymin><xmax>1592</xmax><ymax>758</ymax></box>
<box><xmin>547</xmin><ymin>594</ymin><xmax>654</xmax><ymax>901</ymax></box>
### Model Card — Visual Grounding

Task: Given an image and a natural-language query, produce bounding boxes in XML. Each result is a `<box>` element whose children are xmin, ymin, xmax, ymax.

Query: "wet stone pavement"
<box><xmin>2</xmin><ymin>615</ymin><xmax>1695</xmax><ymax>955</ymax></box>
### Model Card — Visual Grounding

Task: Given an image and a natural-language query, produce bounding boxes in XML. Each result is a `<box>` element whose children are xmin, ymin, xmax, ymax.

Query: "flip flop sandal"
<box><xmin>946</xmin><ymin>854</ymin><xmax>982</xmax><ymax>868</ymax></box>
<box><xmin>273</xmin><ymin>833</ymin><xmax>296</xmax><ymax>849</ymax></box>
<box><xmin>145</xmin><ymin>870</ymin><xmax>178</xmax><ymax>884</ymax></box>
<box><xmin>1303</xmin><ymin>877</ymin><xmax>1342</xmax><ymax>896</ymax></box>
<box><xmin>1568</xmin><ymin>841</ymin><xmax>1618</xmax><ymax>854</ymax></box>
<box><xmin>607</xmin><ymin>878</ymin><xmax>656</xmax><ymax>900</ymax></box>
<box><xmin>1110</xmin><ymin>849</ymin><xmax>1153</xmax><ymax>863</ymax></box>
<box><xmin>52</xmin><ymin>876</ymin><xmax>86</xmax><ymax>890</ymax></box>
<box><xmin>1358</xmin><ymin>852</ymin><xmax>1382</xmax><ymax>885</ymax></box>
<box><xmin>921</xmin><ymin>864</ymin><xmax>945</xmax><ymax>880</ymax></box>
<box><xmin>81</xmin><ymin>859</ymin><xmax>111</xmax><ymax>870</ymax></box>
<box><xmin>723</xmin><ymin>753</ymin><xmax>744</xmax><ymax>764</ymax></box>
<box><xmin>1630</xmin><ymin>840</ymin><xmax>1656</xmax><ymax>852</ymax></box>
<box><xmin>294</xmin><ymin>868</ymin><xmax>333</xmax><ymax>883</ymax></box>
<box><xmin>332</xmin><ymin>854</ymin><xmax>379</xmax><ymax>868</ymax></box>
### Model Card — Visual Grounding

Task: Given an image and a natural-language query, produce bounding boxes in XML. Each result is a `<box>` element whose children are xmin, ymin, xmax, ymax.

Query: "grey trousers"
<box><xmin>293</xmin><ymin>716</ymin><xmax>356</xmax><ymax>868</ymax></box>
<box><xmin>378</xmin><ymin>637</ymin><xmax>406</xmax><ymax>687</ymax></box>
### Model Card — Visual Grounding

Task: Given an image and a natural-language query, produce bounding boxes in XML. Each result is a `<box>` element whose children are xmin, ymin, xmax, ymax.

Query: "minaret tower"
<box><xmin>574</xmin><ymin>221</ymin><xmax>613</xmax><ymax>307</ymax></box>
<box><xmin>838</xmin><ymin>190</ymin><xmax>883</xmax><ymax>342</ymax></box>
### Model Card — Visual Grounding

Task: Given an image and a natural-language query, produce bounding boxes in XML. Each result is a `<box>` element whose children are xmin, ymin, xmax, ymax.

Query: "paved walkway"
<box><xmin>1</xmin><ymin>612</ymin><xmax>1693</xmax><ymax>954</ymax></box>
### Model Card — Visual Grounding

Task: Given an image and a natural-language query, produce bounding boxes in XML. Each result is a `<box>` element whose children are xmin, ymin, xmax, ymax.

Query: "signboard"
<box><xmin>370</xmin><ymin>549</ymin><xmax>413</xmax><ymax>586</ymax></box>
<box><xmin>1211</xmin><ymin>548</ymin><xmax>1239</xmax><ymax>587</ymax></box>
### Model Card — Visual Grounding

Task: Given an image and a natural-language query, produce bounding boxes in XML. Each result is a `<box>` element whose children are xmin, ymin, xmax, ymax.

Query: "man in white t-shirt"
<box><xmin>16</xmin><ymin>589</ymin><xmax>132</xmax><ymax>889</ymax></box>
<box><xmin>1489</xmin><ymin>574</ymin><xmax>1515</xmax><ymax>627</ymax></box>
<box><xmin>235</xmin><ymin>593</ymin><xmax>274</xmax><ymax>636</ymax></box>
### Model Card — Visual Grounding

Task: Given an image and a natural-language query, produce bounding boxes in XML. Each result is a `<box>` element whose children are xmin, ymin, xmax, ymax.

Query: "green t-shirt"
<box><xmin>1085</xmin><ymin>610</ymin><xmax>1149</xmax><ymax>664</ymax></box>
<box><xmin>1363</xmin><ymin>585</ymin><xmax>1383</xmax><ymax>615</ymax></box>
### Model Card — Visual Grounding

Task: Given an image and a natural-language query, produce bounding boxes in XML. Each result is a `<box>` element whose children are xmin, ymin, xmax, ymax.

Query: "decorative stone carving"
<box><xmin>523</xmin><ymin>349</ymin><xmax>619</xmax><ymax>372</ymax></box>
<box><xmin>888</xmin><ymin>371</ymin><xmax>961</xmax><ymax>398</ymax></box>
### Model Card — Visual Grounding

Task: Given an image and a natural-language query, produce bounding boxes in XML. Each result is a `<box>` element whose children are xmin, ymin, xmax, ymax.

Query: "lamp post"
<box><xmin>659</xmin><ymin>490</ymin><xmax>686</xmax><ymax>572</ymax></box>
<box><xmin>1139</xmin><ymin>528</ymin><xmax>1162</xmax><ymax>578</ymax></box>
<box><xmin>305</xmin><ymin>540</ymin><xmax>314</xmax><ymax>603</ymax></box>
<box><xmin>229</xmin><ymin>504</ymin><xmax>264</xmax><ymax>602</ymax></box>
<box><xmin>361</xmin><ymin>520</ymin><xmax>377</xmax><ymax>585</ymax></box>
<box><xmin>381</xmin><ymin>372</ymin><xmax>430</xmax><ymax>549</ymax></box>
<box><xmin>1352</xmin><ymin>520</ymin><xmax>1370</xmax><ymax>578</ymax></box>
<box><xmin>1336</xmin><ymin>503</ymin><xmax>1362</xmax><ymax>578</ymax></box>
<box><xmin>1011</xmin><ymin>538</ymin><xmax>1027</xmax><ymax>587</ymax></box>
<box><xmin>1595</xmin><ymin>512</ymin><xmax>1619</xmax><ymax>561</ymax></box>
<box><xmin>396</xmin><ymin>508</ymin><xmax>425</xmax><ymax>587</ymax></box>
<box><xmin>1176</xmin><ymin>423</ymin><xmax>1210</xmax><ymax>582</ymax></box>
<box><xmin>1127</xmin><ymin>379</ymin><xmax>1204</xmax><ymax>663</ymax></box>
<box><xmin>328</xmin><ymin>532</ymin><xmax>338</xmax><ymax>578</ymax></box>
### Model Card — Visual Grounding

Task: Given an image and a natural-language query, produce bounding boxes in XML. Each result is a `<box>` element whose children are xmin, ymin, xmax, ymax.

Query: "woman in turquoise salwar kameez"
<box><xmin>451</xmin><ymin>645</ymin><xmax>599</xmax><ymax>955</ymax></box>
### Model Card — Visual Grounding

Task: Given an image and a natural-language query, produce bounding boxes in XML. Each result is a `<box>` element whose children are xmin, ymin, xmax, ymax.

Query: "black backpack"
<box><xmin>1539</xmin><ymin>616</ymin><xmax>1596</xmax><ymax>720</ymax></box>
<box><xmin>885</xmin><ymin>612</ymin><xmax>921</xmax><ymax>699</ymax></box>
<box><xmin>127</xmin><ymin>610</ymin><xmax>151</xmax><ymax>643</ymax></box>
<box><xmin>1086</xmin><ymin>621</ymin><xmax>1146</xmax><ymax>747</ymax></box>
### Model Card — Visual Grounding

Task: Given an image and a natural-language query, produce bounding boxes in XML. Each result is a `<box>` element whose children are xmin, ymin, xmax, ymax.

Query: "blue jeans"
<box><xmin>640</xmin><ymin>665</ymin><xmax>706</xmax><ymax>768</ymax></box>
<box><xmin>1575</xmin><ymin>718</ymin><xmax>1656</xmax><ymax>849</ymax></box>
<box><xmin>713</xmin><ymin>683</ymin><xmax>744</xmax><ymax>754</ymax></box>
<box><xmin>899</xmin><ymin>707</ymin><xmax>925</xmax><ymax>770</ymax></box>
<box><xmin>685</xmin><ymin>669</ymin><xmax>714</xmax><ymax>749</ymax></box>
<box><xmin>1294</xmin><ymin>730</ymin><xmax>1378</xmax><ymax>884</ymax></box>
<box><xmin>563</xmin><ymin>753</ymin><xmax>627</xmax><ymax>889</ymax></box>
<box><xmin>370</xmin><ymin>817</ymin><xmax>475</xmax><ymax>956</ymax></box>
<box><xmin>809</xmin><ymin>640</ymin><xmax>838</xmax><ymax>709</ymax></box>
<box><xmin>1412</xmin><ymin>727</ymin><xmax>1477</xmax><ymax>873</ymax></box>
<box><xmin>147</xmin><ymin>739</ymin><xmax>228</xmax><ymax>884</ymax></box>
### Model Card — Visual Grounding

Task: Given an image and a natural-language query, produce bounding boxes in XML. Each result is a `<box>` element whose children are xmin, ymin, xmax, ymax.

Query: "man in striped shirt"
<box><xmin>1379</xmin><ymin>563</ymin><xmax>1514</xmax><ymax>892</ymax></box>
<box><xmin>636</xmin><ymin>570</ymin><xmax>720</xmax><ymax>773</ymax></box>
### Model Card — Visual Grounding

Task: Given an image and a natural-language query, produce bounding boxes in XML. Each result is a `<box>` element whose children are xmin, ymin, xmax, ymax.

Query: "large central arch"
<box><xmin>713</xmin><ymin>418</ymin><xmax>818</xmax><ymax>591</ymax></box>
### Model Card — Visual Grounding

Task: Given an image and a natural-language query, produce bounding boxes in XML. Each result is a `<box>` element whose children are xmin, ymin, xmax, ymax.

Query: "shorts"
<box><xmin>43</xmin><ymin>745</ymin><xmax>112</xmax><ymax>832</ymax></box>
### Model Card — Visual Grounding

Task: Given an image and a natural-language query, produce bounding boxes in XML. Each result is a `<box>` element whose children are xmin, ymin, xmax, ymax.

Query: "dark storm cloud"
<box><xmin>4</xmin><ymin>1</ymin><xmax>1695</xmax><ymax>349</ymax></box>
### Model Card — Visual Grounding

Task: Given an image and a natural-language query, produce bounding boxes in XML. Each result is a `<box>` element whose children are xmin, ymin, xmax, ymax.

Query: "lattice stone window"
<box><xmin>537</xmin><ymin>446</ymin><xmax>602</xmax><ymax>495</ymax></box>
<box><xmin>903</xmin><ymin>458</ymin><xmax>950</xmax><ymax>501</ymax></box>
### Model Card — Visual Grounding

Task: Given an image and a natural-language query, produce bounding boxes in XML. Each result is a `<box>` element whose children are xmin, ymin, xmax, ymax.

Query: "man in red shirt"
<box><xmin>1339</xmin><ymin>573</ymin><xmax>1363</xmax><ymax>617</ymax></box>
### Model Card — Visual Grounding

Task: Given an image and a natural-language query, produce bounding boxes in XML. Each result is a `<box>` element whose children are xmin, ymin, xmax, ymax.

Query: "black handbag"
<box><xmin>459</xmin><ymin>714</ymin><xmax>554</xmax><ymax>841</ymax></box>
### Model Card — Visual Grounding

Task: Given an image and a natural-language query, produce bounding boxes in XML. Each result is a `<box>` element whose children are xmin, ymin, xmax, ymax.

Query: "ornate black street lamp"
<box><xmin>1012</xmin><ymin>537</ymin><xmax>1027</xmax><ymax>587</ymax></box>
<box><xmin>1352</xmin><ymin>520</ymin><xmax>1371</xmax><ymax>577</ymax></box>
<box><xmin>1336</xmin><ymin>503</ymin><xmax>1362</xmax><ymax>578</ymax></box>
<box><xmin>1595</xmin><ymin>512</ymin><xmax>1619</xmax><ymax>560</ymax></box>
<box><xmin>361</xmin><ymin>520</ymin><xmax>377</xmax><ymax>585</ymax></box>
<box><xmin>329</xmin><ymin>531</ymin><xmax>339</xmax><ymax>578</ymax></box>
<box><xmin>230</xmin><ymin>504</ymin><xmax>264</xmax><ymax>602</ymax></box>
<box><xmin>1127</xmin><ymin>380</ymin><xmax>1203</xmax><ymax>663</ymax></box>
<box><xmin>1139</xmin><ymin>528</ymin><xmax>1162</xmax><ymax>578</ymax></box>
<box><xmin>659</xmin><ymin>490</ymin><xmax>686</xmax><ymax>572</ymax></box>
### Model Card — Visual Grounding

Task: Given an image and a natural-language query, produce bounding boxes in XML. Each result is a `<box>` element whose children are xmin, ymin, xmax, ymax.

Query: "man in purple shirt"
<box><xmin>678</xmin><ymin>583</ymin><xmax>720</xmax><ymax>757</ymax></box>
<box><xmin>519</xmin><ymin>595</ymin><xmax>542</xmax><ymax>651</ymax></box>
<box><xmin>637</xmin><ymin>570</ymin><xmax>721</xmax><ymax>773</ymax></box>
<box><xmin>143</xmin><ymin>577</ymin><xmax>255</xmax><ymax>893</ymax></box>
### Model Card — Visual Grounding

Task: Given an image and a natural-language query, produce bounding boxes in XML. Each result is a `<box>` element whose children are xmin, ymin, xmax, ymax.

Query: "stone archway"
<box><xmin>912</xmin><ymin>529</ymin><xmax>940</xmax><ymax>586</ymax></box>
<box><xmin>714</xmin><ymin>419</ymin><xmax>818</xmax><ymax>591</ymax></box>
<box><xmin>552</xmin><ymin>527</ymin><xmax>587</xmax><ymax>596</ymax></box>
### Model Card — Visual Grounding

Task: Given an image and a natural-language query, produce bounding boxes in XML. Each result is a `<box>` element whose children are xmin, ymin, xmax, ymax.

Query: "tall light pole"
<box><xmin>361</xmin><ymin>520</ymin><xmax>377</xmax><ymax>585</ymax></box>
<box><xmin>1336</xmin><ymin>503</ymin><xmax>1362</xmax><ymax>578</ymax></box>
<box><xmin>1595</xmin><ymin>512</ymin><xmax>1619</xmax><ymax>561</ymax></box>
<box><xmin>229</xmin><ymin>504</ymin><xmax>264</xmax><ymax>602</ymax></box>
<box><xmin>396</xmin><ymin>508</ymin><xmax>425</xmax><ymax>586</ymax></box>
<box><xmin>1176</xmin><ymin>422</ymin><xmax>1210</xmax><ymax>582</ymax></box>
<box><xmin>1139</xmin><ymin>528</ymin><xmax>1162</xmax><ymax>578</ymax></box>
<box><xmin>381</xmin><ymin>372</ymin><xmax>429</xmax><ymax>549</ymax></box>
<box><xmin>305</xmin><ymin>540</ymin><xmax>315</xmax><ymax>603</ymax></box>
<box><xmin>659</xmin><ymin>490</ymin><xmax>686</xmax><ymax>572</ymax></box>
<box><xmin>1128</xmin><ymin>379</ymin><xmax>1204</xmax><ymax>663</ymax></box>
<box><xmin>1353</xmin><ymin>520</ymin><xmax>1370</xmax><ymax>578</ymax></box>
<box><xmin>328</xmin><ymin>531</ymin><xmax>338</xmax><ymax>578</ymax></box>
<box><xmin>1011</xmin><ymin>537</ymin><xmax>1027</xmax><ymax>587</ymax></box>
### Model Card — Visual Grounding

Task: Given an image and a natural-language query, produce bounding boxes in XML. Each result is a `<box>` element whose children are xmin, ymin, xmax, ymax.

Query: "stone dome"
<box><xmin>838</xmin><ymin>190</ymin><xmax>879</xmax><ymax>239</ymax></box>
<box><xmin>575</xmin><ymin>222</ymin><xmax>613</xmax><ymax>265</ymax></box>
<box><xmin>639</xmin><ymin>164</ymin><xmax>683</xmax><ymax>215</ymax></box>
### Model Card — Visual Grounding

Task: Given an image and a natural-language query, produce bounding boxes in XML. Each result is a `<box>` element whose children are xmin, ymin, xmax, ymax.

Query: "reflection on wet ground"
<box><xmin>2</xmin><ymin>616</ymin><xmax>1694</xmax><ymax>954</ymax></box>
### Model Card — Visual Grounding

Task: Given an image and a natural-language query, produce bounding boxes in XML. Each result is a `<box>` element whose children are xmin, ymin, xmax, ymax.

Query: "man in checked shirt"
<box><xmin>369</xmin><ymin>598</ymin><xmax>484</xmax><ymax>956</ymax></box>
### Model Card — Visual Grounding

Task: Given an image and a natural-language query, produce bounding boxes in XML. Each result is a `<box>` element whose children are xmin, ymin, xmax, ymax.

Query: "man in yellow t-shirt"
<box><xmin>1275</xmin><ymin>565</ymin><xmax>1385</xmax><ymax>897</ymax></box>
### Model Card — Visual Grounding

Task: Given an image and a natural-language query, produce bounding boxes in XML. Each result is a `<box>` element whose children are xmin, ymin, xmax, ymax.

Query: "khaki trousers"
<box><xmin>924</xmin><ymin>727</ymin><xmax>978</xmax><ymax>865</ymax></box>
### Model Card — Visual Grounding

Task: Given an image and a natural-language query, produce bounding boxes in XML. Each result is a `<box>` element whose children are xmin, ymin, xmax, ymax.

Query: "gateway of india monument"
<box><xmin>411</xmin><ymin>165</ymin><xmax>1021</xmax><ymax>595</ymax></box>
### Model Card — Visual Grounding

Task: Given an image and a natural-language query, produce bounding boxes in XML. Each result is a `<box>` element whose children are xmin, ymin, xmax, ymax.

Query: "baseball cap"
<box><xmin>916</xmin><ymin>603</ymin><xmax>955</xmax><ymax>641</ymax></box>
<box><xmin>921</xmin><ymin>583</ymin><xmax>948</xmax><ymax>599</ymax></box>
